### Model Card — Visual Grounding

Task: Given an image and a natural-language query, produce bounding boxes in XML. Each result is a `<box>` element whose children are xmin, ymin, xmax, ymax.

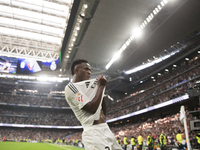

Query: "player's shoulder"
<box><xmin>65</xmin><ymin>82</ymin><xmax>79</xmax><ymax>95</ymax></box>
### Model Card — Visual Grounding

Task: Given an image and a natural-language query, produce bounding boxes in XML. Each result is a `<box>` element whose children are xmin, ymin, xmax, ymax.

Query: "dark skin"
<box><xmin>72</xmin><ymin>62</ymin><xmax>107</xmax><ymax>125</ymax></box>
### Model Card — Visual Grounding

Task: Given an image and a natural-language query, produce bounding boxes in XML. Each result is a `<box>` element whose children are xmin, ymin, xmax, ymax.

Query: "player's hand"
<box><xmin>97</xmin><ymin>75</ymin><xmax>107</xmax><ymax>87</ymax></box>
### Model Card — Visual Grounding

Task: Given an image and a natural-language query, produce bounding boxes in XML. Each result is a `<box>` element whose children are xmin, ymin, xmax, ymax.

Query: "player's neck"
<box><xmin>72</xmin><ymin>76</ymin><xmax>83</xmax><ymax>83</ymax></box>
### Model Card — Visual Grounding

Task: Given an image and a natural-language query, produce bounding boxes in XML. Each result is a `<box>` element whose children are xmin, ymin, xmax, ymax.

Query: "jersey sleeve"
<box><xmin>65</xmin><ymin>83</ymin><xmax>90</xmax><ymax>109</ymax></box>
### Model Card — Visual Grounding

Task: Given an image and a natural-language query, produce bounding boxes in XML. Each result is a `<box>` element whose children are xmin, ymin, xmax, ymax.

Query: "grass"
<box><xmin>0</xmin><ymin>142</ymin><xmax>84</xmax><ymax>150</ymax></box>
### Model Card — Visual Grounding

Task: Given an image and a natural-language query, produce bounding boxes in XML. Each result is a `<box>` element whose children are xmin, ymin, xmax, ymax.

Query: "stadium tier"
<box><xmin>1</xmin><ymin>0</ymin><xmax>200</xmax><ymax>149</ymax></box>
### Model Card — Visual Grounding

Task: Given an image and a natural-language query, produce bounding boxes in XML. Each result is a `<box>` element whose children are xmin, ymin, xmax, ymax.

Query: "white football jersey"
<box><xmin>65</xmin><ymin>78</ymin><xmax>105</xmax><ymax>128</ymax></box>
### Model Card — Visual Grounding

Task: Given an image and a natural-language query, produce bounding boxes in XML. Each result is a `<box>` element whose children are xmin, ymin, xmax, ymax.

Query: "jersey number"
<box><xmin>105</xmin><ymin>146</ymin><xmax>110</xmax><ymax>150</ymax></box>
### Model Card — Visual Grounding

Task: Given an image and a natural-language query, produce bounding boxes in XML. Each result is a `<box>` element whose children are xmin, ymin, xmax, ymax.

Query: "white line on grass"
<box><xmin>48</xmin><ymin>143</ymin><xmax>72</xmax><ymax>150</ymax></box>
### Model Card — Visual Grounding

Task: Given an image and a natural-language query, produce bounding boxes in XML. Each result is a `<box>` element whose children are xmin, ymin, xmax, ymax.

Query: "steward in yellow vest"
<box><xmin>160</xmin><ymin>130</ymin><xmax>166</xmax><ymax>150</ymax></box>
<box><xmin>147</xmin><ymin>133</ymin><xmax>153</xmax><ymax>150</ymax></box>
<box><xmin>176</xmin><ymin>130</ymin><xmax>183</xmax><ymax>149</ymax></box>
<box><xmin>124</xmin><ymin>136</ymin><xmax>128</xmax><ymax>150</ymax></box>
<box><xmin>137</xmin><ymin>133</ymin><xmax>143</xmax><ymax>150</ymax></box>
<box><xmin>117</xmin><ymin>137</ymin><xmax>121</xmax><ymax>145</ymax></box>
<box><xmin>131</xmin><ymin>136</ymin><xmax>136</xmax><ymax>150</ymax></box>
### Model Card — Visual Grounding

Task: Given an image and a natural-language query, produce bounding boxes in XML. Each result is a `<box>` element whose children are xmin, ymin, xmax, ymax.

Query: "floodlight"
<box><xmin>84</xmin><ymin>4</ymin><xmax>88</xmax><ymax>8</ymax></box>
<box><xmin>153</xmin><ymin>10</ymin><xmax>157</xmax><ymax>15</ymax></box>
<box><xmin>163</xmin><ymin>0</ymin><xmax>168</xmax><ymax>4</ymax></box>
<box><xmin>105</xmin><ymin>0</ymin><xmax>170</xmax><ymax>69</ymax></box>
<box><xmin>113</xmin><ymin>52</ymin><xmax>121</xmax><ymax>61</ymax></box>
<box><xmin>133</xmin><ymin>28</ymin><xmax>142</xmax><ymax>38</ymax></box>
<box><xmin>161</xmin><ymin>2</ymin><xmax>165</xmax><ymax>6</ymax></box>
<box><xmin>157</xmin><ymin>5</ymin><xmax>162</xmax><ymax>10</ymax></box>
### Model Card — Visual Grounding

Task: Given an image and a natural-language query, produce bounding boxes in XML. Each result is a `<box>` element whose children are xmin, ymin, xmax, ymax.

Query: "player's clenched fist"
<box><xmin>97</xmin><ymin>75</ymin><xmax>107</xmax><ymax>86</ymax></box>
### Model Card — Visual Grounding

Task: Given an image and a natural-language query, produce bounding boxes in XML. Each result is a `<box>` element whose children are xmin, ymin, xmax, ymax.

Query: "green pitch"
<box><xmin>0</xmin><ymin>142</ymin><xmax>84</xmax><ymax>150</ymax></box>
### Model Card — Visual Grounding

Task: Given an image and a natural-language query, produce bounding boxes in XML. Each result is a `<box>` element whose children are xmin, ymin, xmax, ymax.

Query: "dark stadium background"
<box><xmin>0</xmin><ymin>0</ymin><xmax>200</xmax><ymax>149</ymax></box>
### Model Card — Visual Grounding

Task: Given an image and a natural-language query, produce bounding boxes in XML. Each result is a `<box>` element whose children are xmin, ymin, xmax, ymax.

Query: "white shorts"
<box><xmin>82</xmin><ymin>123</ymin><xmax>122</xmax><ymax>150</ymax></box>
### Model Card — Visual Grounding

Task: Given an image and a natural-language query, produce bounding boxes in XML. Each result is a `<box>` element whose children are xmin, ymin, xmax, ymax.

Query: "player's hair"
<box><xmin>71</xmin><ymin>59</ymin><xmax>88</xmax><ymax>75</ymax></box>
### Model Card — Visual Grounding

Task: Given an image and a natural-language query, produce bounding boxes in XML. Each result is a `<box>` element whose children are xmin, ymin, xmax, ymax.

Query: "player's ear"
<box><xmin>74</xmin><ymin>66</ymin><xmax>79</xmax><ymax>75</ymax></box>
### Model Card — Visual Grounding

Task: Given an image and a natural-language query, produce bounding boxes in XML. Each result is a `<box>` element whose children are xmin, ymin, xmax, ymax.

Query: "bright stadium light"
<box><xmin>113</xmin><ymin>52</ymin><xmax>121</xmax><ymax>60</ymax></box>
<box><xmin>165</xmin><ymin>69</ymin><xmax>169</xmax><ymax>72</ymax></box>
<box><xmin>124</xmin><ymin>47</ymin><xmax>183</xmax><ymax>74</ymax></box>
<box><xmin>105</xmin><ymin>50</ymin><xmax>123</xmax><ymax>69</ymax></box>
<box><xmin>133</xmin><ymin>28</ymin><xmax>142</xmax><ymax>38</ymax></box>
<box><xmin>0</xmin><ymin>17</ymin><xmax>64</xmax><ymax>37</ymax></box>
<box><xmin>0</xmin><ymin>74</ymin><xmax>69</xmax><ymax>82</ymax></box>
<box><xmin>0</xmin><ymin>27</ymin><xmax>61</xmax><ymax>44</ymax></box>
<box><xmin>105</xmin><ymin>0</ymin><xmax>170</xmax><ymax>69</ymax></box>
<box><xmin>163</xmin><ymin>0</ymin><xmax>168</xmax><ymax>4</ymax></box>
<box><xmin>0</xmin><ymin>5</ymin><xmax>66</xmax><ymax>27</ymax></box>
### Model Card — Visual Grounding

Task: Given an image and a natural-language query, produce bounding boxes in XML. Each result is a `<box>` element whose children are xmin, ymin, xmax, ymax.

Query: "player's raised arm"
<box><xmin>82</xmin><ymin>75</ymin><xmax>107</xmax><ymax>114</ymax></box>
<box><xmin>102</xmin><ymin>98</ymin><xmax>107</xmax><ymax>115</ymax></box>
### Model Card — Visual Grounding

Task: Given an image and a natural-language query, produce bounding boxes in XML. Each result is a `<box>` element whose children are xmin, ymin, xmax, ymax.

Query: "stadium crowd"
<box><xmin>0</xmin><ymin>55</ymin><xmax>199</xmax><ymax>111</ymax></box>
<box><xmin>0</xmin><ymin>127</ymin><xmax>75</xmax><ymax>143</ymax></box>
<box><xmin>0</xmin><ymin>94</ymin><xmax>69</xmax><ymax>107</ymax></box>
<box><xmin>66</xmin><ymin>106</ymin><xmax>200</xmax><ymax>149</ymax></box>
<box><xmin>0</xmin><ymin>82</ymin><xmax>65</xmax><ymax>94</ymax></box>
<box><xmin>0</xmin><ymin>48</ymin><xmax>200</xmax><ymax>150</ymax></box>
<box><xmin>0</xmin><ymin>108</ymin><xmax>81</xmax><ymax>126</ymax></box>
<box><xmin>106</xmin><ymin>55</ymin><xmax>200</xmax><ymax>119</ymax></box>
<box><xmin>0</xmin><ymin>53</ymin><xmax>199</xmax><ymax>128</ymax></box>
<box><xmin>1</xmin><ymin>106</ymin><xmax>199</xmax><ymax>149</ymax></box>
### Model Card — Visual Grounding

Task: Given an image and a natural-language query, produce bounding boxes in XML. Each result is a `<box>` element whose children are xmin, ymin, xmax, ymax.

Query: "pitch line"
<box><xmin>48</xmin><ymin>143</ymin><xmax>72</xmax><ymax>150</ymax></box>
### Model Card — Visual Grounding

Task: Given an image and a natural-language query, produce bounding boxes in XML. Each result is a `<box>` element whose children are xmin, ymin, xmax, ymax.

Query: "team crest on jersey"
<box><xmin>78</xmin><ymin>95</ymin><xmax>83</xmax><ymax>102</ymax></box>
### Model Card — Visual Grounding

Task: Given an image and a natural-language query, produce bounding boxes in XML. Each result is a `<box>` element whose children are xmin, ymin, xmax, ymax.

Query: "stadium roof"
<box><xmin>61</xmin><ymin>0</ymin><xmax>200</xmax><ymax>75</ymax></box>
<box><xmin>0</xmin><ymin>0</ymin><xmax>73</xmax><ymax>61</ymax></box>
<box><xmin>1</xmin><ymin>0</ymin><xmax>200</xmax><ymax>94</ymax></box>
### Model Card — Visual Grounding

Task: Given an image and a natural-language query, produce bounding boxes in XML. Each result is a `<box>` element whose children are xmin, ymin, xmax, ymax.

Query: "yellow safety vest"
<box><xmin>147</xmin><ymin>135</ymin><xmax>152</xmax><ymax>146</ymax></box>
<box><xmin>176</xmin><ymin>133</ymin><xmax>183</xmax><ymax>144</ymax></box>
<box><xmin>117</xmin><ymin>139</ymin><xmax>120</xmax><ymax>144</ymax></box>
<box><xmin>196</xmin><ymin>133</ymin><xmax>200</xmax><ymax>144</ymax></box>
<box><xmin>131</xmin><ymin>138</ymin><xmax>135</xmax><ymax>145</ymax></box>
<box><xmin>124</xmin><ymin>137</ymin><xmax>128</xmax><ymax>145</ymax></box>
<box><xmin>159</xmin><ymin>134</ymin><xmax>166</xmax><ymax>145</ymax></box>
<box><xmin>75</xmin><ymin>139</ymin><xmax>78</xmax><ymax>143</ymax></box>
<box><xmin>138</xmin><ymin>135</ymin><xmax>143</xmax><ymax>145</ymax></box>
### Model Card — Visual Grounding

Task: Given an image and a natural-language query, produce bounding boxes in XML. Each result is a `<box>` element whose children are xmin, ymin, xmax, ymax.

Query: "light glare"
<box><xmin>133</xmin><ymin>28</ymin><xmax>142</xmax><ymax>38</ymax></box>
